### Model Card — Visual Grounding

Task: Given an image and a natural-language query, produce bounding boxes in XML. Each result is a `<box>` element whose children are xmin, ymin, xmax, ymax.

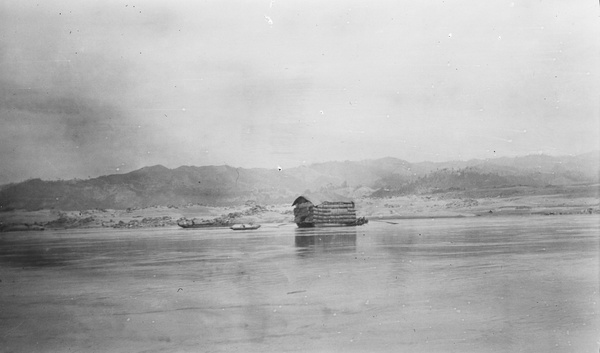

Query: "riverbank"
<box><xmin>0</xmin><ymin>203</ymin><xmax>293</xmax><ymax>231</ymax></box>
<box><xmin>360</xmin><ymin>192</ymin><xmax>600</xmax><ymax>219</ymax></box>
<box><xmin>1</xmin><ymin>187</ymin><xmax>598</xmax><ymax>232</ymax></box>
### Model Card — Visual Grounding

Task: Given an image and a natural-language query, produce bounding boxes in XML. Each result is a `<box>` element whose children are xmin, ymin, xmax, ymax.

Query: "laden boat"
<box><xmin>292</xmin><ymin>194</ymin><xmax>368</xmax><ymax>228</ymax></box>
<box><xmin>230</xmin><ymin>224</ymin><xmax>261</xmax><ymax>230</ymax></box>
<box><xmin>177</xmin><ymin>218</ymin><xmax>229</xmax><ymax>229</ymax></box>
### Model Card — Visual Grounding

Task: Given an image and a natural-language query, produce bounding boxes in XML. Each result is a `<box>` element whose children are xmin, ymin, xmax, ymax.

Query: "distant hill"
<box><xmin>0</xmin><ymin>152</ymin><xmax>598</xmax><ymax>211</ymax></box>
<box><xmin>0</xmin><ymin>165</ymin><xmax>309</xmax><ymax>210</ymax></box>
<box><xmin>369</xmin><ymin>152</ymin><xmax>599</xmax><ymax>197</ymax></box>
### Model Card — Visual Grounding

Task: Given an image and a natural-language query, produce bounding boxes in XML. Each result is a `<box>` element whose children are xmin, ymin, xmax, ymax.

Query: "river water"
<box><xmin>1</xmin><ymin>215</ymin><xmax>598</xmax><ymax>352</ymax></box>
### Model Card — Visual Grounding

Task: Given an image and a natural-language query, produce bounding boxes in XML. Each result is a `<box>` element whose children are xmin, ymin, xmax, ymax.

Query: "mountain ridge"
<box><xmin>1</xmin><ymin>152</ymin><xmax>598</xmax><ymax>211</ymax></box>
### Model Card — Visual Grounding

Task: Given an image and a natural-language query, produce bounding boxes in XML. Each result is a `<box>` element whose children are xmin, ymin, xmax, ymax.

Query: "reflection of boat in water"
<box><xmin>292</xmin><ymin>194</ymin><xmax>368</xmax><ymax>228</ymax></box>
<box><xmin>230</xmin><ymin>224</ymin><xmax>261</xmax><ymax>230</ymax></box>
<box><xmin>295</xmin><ymin>228</ymin><xmax>357</xmax><ymax>255</ymax></box>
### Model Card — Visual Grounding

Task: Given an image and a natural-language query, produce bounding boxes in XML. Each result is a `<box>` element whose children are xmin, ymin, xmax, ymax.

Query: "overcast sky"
<box><xmin>1</xmin><ymin>0</ymin><xmax>598</xmax><ymax>182</ymax></box>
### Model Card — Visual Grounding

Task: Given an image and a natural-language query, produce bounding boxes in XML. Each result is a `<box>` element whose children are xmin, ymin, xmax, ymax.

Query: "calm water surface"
<box><xmin>1</xmin><ymin>215</ymin><xmax>598</xmax><ymax>352</ymax></box>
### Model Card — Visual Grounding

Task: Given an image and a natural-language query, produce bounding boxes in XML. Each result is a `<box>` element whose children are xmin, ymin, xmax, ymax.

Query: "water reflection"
<box><xmin>1</xmin><ymin>216</ymin><xmax>598</xmax><ymax>353</ymax></box>
<box><xmin>294</xmin><ymin>227</ymin><xmax>357</xmax><ymax>257</ymax></box>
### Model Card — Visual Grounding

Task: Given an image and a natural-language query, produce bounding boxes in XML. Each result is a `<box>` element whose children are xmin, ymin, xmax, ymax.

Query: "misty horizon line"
<box><xmin>6</xmin><ymin>150</ymin><xmax>598</xmax><ymax>185</ymax></box>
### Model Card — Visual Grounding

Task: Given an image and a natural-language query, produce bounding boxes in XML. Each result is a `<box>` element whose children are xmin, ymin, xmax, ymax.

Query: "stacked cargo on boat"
<box><xmin>292</xmin><ymin>194</ymin><xmax>367</xmax><ymax>228</ymax></box>
<box><xmin>312</xmin><ymin>202</ymin><xmax>357</xmax><ymax>224</ymax></box>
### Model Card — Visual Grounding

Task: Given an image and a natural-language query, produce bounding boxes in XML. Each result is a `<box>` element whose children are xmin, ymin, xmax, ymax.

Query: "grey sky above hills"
<box><xmin>1</xmin><ymin>1</ymin><xmax>598</xmax><ymax>184</ymax></box>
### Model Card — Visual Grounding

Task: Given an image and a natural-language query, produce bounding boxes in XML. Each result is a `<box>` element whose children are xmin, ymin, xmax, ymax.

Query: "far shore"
<box><xmin>1</xmin><ymin>189</ymin><xmax>598</xmax><ymax>232</ymax></box>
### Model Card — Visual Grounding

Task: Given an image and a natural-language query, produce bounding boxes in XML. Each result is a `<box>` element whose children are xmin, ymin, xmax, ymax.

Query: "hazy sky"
<box><xmin>1</xmin><ymin>0</ymin><xmax>598</xmax><ymax>182</ymax></box>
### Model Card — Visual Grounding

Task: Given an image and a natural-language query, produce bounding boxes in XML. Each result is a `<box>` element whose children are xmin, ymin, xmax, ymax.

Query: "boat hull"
<box><xmin>296</xmin><ymin>222</ymin><xmax>357</xmax><ymax>228</ymax></box>
<box><xmin>177</xmin><ymin>223</ymin><xmax>229</xmax><ymax>229</ymax></box>
<box><xmin>230</xmin><ymin>224</ymin><xmax>261</xmax><ymax>230</ymax></box>
<box><xmin>296</xmin><ymin>217</ymin><xmax>368</xmax><ymax>228</ymax></box>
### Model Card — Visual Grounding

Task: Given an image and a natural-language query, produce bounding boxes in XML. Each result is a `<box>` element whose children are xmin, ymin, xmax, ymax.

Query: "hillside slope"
<box><xmin>0</xmin><ymin>152</ymin><xmax>598</xmax><ymax>211</ymax></box>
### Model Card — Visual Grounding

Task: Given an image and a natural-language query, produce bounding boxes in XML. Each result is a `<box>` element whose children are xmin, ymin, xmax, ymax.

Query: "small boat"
<box><xmin>177</xmin><ymin>218</ymin><xmax>229</xmax><ymax>229</ymax></box>
<box><xmin>230</xmin><ymin>224</ymin><xmax>261</xmax><ymax>230</ymax></box>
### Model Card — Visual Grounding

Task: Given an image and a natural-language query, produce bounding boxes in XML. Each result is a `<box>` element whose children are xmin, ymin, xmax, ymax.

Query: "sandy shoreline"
<box><xmin>1</xmin><ymin>189</ymin><xmax>598</xmax><ymax>232</ymax></box>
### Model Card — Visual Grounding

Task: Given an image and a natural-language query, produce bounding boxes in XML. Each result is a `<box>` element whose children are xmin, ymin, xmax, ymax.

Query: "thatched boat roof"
<box><xmin>292</xmin><ymin>192</ymin><xmax>353</xmax><ymax>206</ymax></box>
